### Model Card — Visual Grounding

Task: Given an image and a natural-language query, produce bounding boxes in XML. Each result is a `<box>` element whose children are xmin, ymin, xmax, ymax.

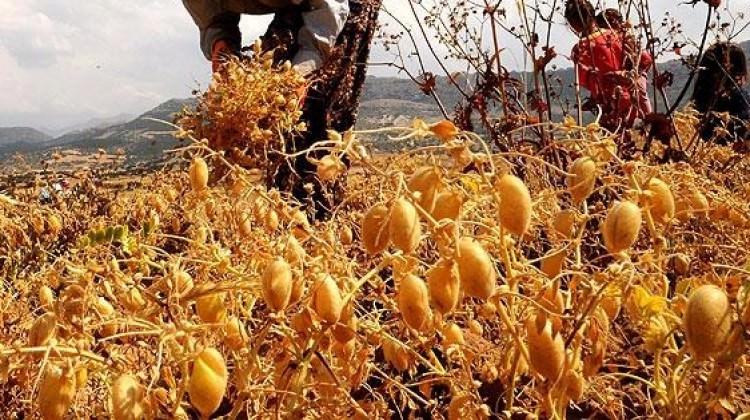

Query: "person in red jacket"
<box><xmin>597</xmin><ymin>9</ymin><xmax>653</xmax><ymax>116</ymax></box>
<box><xmin>565</xmin><ymin>0</ymin><xmax>652</xmax><ymax>132</ymax></box>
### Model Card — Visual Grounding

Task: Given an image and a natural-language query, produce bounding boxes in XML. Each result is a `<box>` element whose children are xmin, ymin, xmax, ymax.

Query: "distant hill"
<box><xmin>357</xmin><ymin>98</ymin><xmax>441</xmax><ymax>127</ymax></box>
<box><xmin>0</xmin><ymin>99</ymin><xmax>195</xmax><ymax>163</ymax></box>
<box><xmin>49</xmin><ymin>98</ymin><xmax>195</xmax><ymax>158</ymax></box>
<box><xmin>3</xmin><ymin>40</ymin><xmax>747</xmax><ymax>162</ymax></box>
<box><xmin>42</xmin><ymin>113</ymin><xmax>136</xmax><ymax>138</ymax></box>
<box><xmin>0</xmin><ymin>127</ymin><xmax>51</xmax><ymax>147</ymax></box>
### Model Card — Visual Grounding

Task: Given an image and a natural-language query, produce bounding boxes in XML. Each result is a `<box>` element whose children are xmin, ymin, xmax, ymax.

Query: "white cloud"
<box><xmin>0</xmin><ymin>0</ymin><xmax>748</xmax><ymax>130</ymax></box>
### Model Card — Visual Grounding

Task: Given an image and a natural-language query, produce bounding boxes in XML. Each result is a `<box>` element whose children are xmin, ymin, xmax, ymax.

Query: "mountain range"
<box><xmin>2</xmin><ymin>39</ymin><xmax>747</xmax><ymax>164</ymax></box>
<box><xmin>0</xmin><ymin>99</ymin><xmax>195</xmax><ymax>163</ymax></box>
<box><xmin>39</xmin><ymin>113</ymin><xmax>136</xmax><ymax>138</ymax></box>
<box><xmin>0</xmin><ymin>127</ymin><xmax>52</xmax><ymax>147</ymax></box>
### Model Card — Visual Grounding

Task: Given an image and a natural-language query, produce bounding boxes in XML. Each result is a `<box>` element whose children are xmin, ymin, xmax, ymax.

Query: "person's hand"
<box><xmin>211</xmin><ymin>39</ymin><xmax>235</xmax><ymax>73</ymax></box>
<box><xmin>292</xmin><ymin>62</ymin><xmax>314</xmax><ymax>108</ymax></box>
<box><xmin>605</xmin><ymin>70</ymin><xmax>630</xmax><ymax>84</ymax></box>
<box><xmin>291</xmin><ymin>50</ymin><xmax>321</xmax><ymax>78</ymax></box>
<box><xmin>293</xmin><ymin>61</ymin><xmax>317</xmax><ymax>78</ymax></box>
<box><xmin>295</xmin><ymin>84</ymin><xmax>308</xmax><ymax>108</ymax></box>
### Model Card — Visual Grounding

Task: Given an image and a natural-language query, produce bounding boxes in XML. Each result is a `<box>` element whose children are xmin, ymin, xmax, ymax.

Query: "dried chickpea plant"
<box><xmin>177</xmin><ymin>41</ymin><xmax>307</xmax><ymax>175</ymax></box>
<box><xmin>2</xmin><ymin>34</ymin><xmax>750</xmax><ymax>420</ymax></box>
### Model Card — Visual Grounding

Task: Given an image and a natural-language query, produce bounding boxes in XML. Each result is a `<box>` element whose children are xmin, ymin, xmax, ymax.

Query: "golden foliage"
<box><xmin>1</xmin><ymin>60</ymin><xmax>749</xmax><ymax>419</ymax></box>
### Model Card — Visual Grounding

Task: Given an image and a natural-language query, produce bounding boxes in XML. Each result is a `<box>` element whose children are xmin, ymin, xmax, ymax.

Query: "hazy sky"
<box><xmin>1</xmin><ymin>0</ymin><xmax>749</xmax><ymax>131</ymax></box>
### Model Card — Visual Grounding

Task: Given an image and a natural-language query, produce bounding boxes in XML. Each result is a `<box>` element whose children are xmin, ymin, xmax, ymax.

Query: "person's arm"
<box><xmin>294</xmin><ymin>0</ymin><xmax>349</xmax><ymax>75</ymax></box>
<box><xmin>182</xmin><ymin>0</ymin><xmax>241</xmax><ymax>60</ymax></box>
<box><xmin>573</xmin><ymin>43</ymin><xmax>600</xmax><ymax>98</ymax></box>
<box><xmin>639</xmin><ymin>50</ymin><xmax>653</xmax><ymax>72</ymax></box>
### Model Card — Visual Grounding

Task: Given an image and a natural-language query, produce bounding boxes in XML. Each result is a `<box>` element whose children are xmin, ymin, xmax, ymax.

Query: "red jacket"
<box><xmin>572</xmin><ymin>29</ymin><xmax>652</xmax><ymax>127</ymax></box>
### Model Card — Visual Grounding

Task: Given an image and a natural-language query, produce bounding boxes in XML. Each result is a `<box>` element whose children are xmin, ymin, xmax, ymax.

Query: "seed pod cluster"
<box><xmin>427</xmin><ymin>259</ymin><xmax>461</xmax><ymax>314</ymax></box>
<box><xmin>389</xmin><ymin>198</ymin><xmax>421</xmax><ymax>254</ymax></box>
<box><xmin>361</xmin><ymin>204</ymin><xmax>390</xmax><ymax>254</ymax></box>
<box><xmin>408</xmin><ymin>167</ymin><xmax>441</xmax><ymax>214</ymax></box>
<box><xmin>398</xmin><ymin>274</ymin><xmax>431</xmax><ymax>331</ymax></box>
<box><xmin>526</xmin><ymin>315</ymin><xmax>565</xmax><ymax>381</ymax></box>
<box><xmin>262</xmin><ymin>259</ymin><xmax>293</xmax><ymax>312</ymax></box>
<box><xmin>4</xmin><ymin>60</ymin><xmax>750</xmax><ymax>419</ymax></box>
<box><xmin>313</xmin><ymin>275</ymin><xmax>343</xmax><ymax>324</ymax></box>
<box><xmin>456</xmin><ymin>238</ymin><xmax>496</xmax><ymax>299</ymax></box>
<box><xmin>496</xmin><ymin>174</ymin><xmax>532</xmax><ymax>236</ymax></box>
<box><xmin>647</xmin><ymin>178</ymin><xmax>675</xmax><ymax>224</ymax></box>
<box><xmin>189</xmin><ymin>348</ymin><xmax>228</xmax><ymax>417</ymax></box>
<box><xmin>567</xmin><ymin>157</ymin><xmax>597</xmax><ymax>204</ymax></box>
<box><xmin>38</xmin><ymin>364</ymin><xmax>77</xmax><ymax>420</ymax></box>
<box><xmin>683</xmin><ymin>285</ymin><xmax>732</xmax><ymax>359</ymax></box>
<box><xmin>189</xmin><ymin>157</ymin><xmax>209</xmax><ymax>192</ymax></box>
<box><xmin>601</xmin><ymin>201</ymin><xmax>642</xmax><ymax>254</ymax></box>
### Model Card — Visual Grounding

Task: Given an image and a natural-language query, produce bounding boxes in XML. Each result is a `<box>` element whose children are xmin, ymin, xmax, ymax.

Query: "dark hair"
<box><xmin>565</xmin><ymin>0</ymin><xmax>596</xmax><ymax>32</ymax></box>
<box><xmin>596</xmin><ymin>8</ymin><xmax>623</xmax><ymax>29</ymax></box>
<box><xmin>691</xmin><ymin>42</ymin><xmax>749</xmax><ymax>113</ymax></box>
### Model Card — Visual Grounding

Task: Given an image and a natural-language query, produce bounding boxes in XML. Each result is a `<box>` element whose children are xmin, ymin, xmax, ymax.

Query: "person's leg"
<box><xmin>259</xmin><ymin>7</ymin><xmax>329</xmax><ymax>218</ymax></box>
<box><xmin>259</xmin><ymin>9</ymin><xmax>306</xmax><ymax>202</ymax></box>
<box><xmin>260</xmin><ymin>9</ymin><xmax>303</xmax><ymax>63</ymax></box>
<box><xmin>637</xmin><ymin>75</ymin><xmax>652</xmax><ymax>115</ymax></box>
